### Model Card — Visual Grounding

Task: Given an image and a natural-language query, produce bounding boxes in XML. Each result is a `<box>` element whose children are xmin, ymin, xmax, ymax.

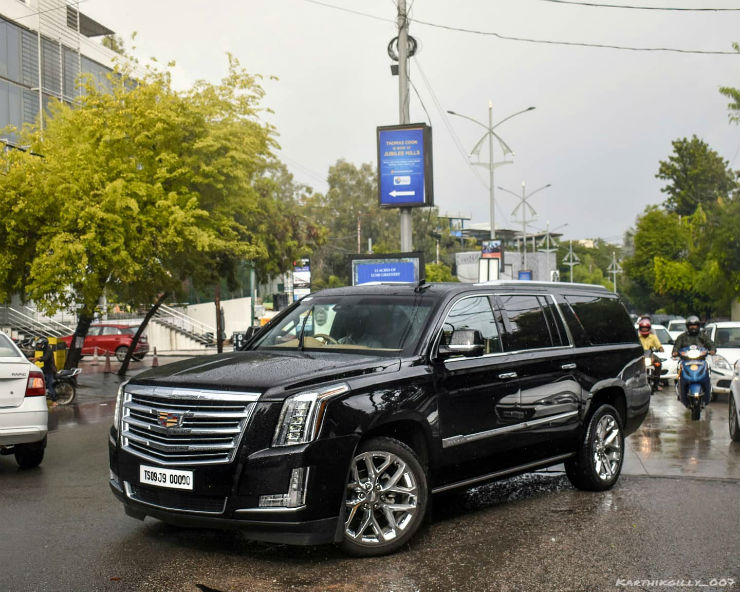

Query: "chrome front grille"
<box><xmin>121</xmin><ymin>385</ymin><xmax>260</xmax><ymax>466</ymax></box>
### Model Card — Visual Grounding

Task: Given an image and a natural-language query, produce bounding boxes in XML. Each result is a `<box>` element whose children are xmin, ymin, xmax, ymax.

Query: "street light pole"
<box><xmin>447</xmin><ymin>104</ymin><xmax>535</xmax><ymax>240</ymax></box>
<box><xmin>498</xmin><ymin>182</ymin><xmax>551</xmax><ymax>273</ymax></box>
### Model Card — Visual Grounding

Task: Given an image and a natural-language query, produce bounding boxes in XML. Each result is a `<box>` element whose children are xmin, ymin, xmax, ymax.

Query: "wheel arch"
<box><xmin>587</xmin><ymin>386</ymin><xmax>627</xmax><ymax>426</ymax></box>
<box><xmin>358</xmin><ymin>418</ymin><xmax>432</xmax><ymax>473</ymax></box>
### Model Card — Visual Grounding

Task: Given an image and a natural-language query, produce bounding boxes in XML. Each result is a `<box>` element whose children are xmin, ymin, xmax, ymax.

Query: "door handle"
<box><xmin>561</xmin><ymin>363</ymin><xmax>577</xmax><ymax>370</ymax></box>
<box><xmin>498</xmin><ymin>372</ymin><xmax>518</xmax><ymax>379</ymax></box>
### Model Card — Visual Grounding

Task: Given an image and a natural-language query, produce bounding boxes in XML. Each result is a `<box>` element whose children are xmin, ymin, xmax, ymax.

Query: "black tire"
<box><xmin>729</xmin><ymin>396</ymin><xmax>740</xmax><ymax>442</ymax></box>
<box><xmin>690</xmin><ymin>400</ymin><xmax>701</xmax><ymax>421</ymax></box>
<box><xmin>54</xmin><ymin>381</ymin><xmax>75</xmax><ymax>405</ymax></box>
<box><xmin>132</xmin><ymin>353</ymin><xmax>145</xmax><ymax>362</ymax></box>
<box><xmin>14</xmin><ymin>438</ymin><xmax>46</xmax><ymax>469</ymax></box>
<box><xmin>340</xmin><ymin>436</ymin><xmax>428</xmax><ymax>557</ymax></box>
<box><xmin>115</xmin><ymin>346</ymin><xmax>128</xmax><ymax>362</ymax></box>
<box><xmin>565</xmin><ymin>404</ymin><xmax>624</xmax><ymax>492</ymax></box>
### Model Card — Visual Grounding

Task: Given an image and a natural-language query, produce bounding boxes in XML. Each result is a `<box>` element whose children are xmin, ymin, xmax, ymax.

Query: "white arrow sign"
<box><xmin>389</xmin><ymin>190</ymin><xmax>416</xmax><ymax>197</ymax></box>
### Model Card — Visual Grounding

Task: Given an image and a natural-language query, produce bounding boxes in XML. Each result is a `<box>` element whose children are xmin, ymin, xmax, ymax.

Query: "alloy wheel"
<box><xmin>344</xmin><ymin>449</ymin><xmax>419</xmax><ymax>547</ymax></box>
<box><xmin>592</xmin><ymin>414</ymin><xmax>622</xmax><ymax>481</ymax></box>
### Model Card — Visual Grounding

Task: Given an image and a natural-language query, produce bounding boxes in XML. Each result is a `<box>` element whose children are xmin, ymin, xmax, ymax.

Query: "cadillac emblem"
<box><xmin>158</xmin><ymin>411</ymin><xmax>184</xmax><ymax>429</ymax></box>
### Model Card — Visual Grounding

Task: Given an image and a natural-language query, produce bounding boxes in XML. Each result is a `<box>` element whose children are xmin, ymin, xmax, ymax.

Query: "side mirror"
<box><xmin>438</xmin><ymin>329</ymin><xmax>485</xmax><ymax>359</ymax></box>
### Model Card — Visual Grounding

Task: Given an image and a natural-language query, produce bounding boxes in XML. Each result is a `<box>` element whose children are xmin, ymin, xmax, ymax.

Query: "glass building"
<box><xmin>0</xmin><ymin>0</ymin><xmax>117</xmax><ymax>145</ymax></box>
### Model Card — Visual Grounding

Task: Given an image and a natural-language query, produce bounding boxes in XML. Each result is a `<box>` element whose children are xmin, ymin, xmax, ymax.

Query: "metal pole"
<box><xmin>250</xmin><ymin>265</ymin><xmax>256</xmax><ymax>327</ymax></box>
<box><xmin>489</xmin><ymin>101</ymin><xmax>495</xmax><ymax>240</ymax></box>
<box><xmin>398</xmin><ymin>0</ymin><xmax>413</xmax><ymax>252</ymax></box>
<box><xmin>522</xmin><ymin>182</ymin><xmax>527</xmax><ymax>272</ymax></box>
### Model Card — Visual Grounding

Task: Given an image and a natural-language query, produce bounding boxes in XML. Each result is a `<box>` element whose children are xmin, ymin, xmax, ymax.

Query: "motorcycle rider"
<box><xmin>34</xmin><ymin>337</ymin><xmax>57</xmax><ymax>407</ymax></box>
<box><xmin>671</xmin><ymin>315</ymin><xmax>716</xmax><ymax>407</ymax></box>
<box><xmin>638</xmin><ymin>318</ymin><xmax>663</xmax><ymax>390</ymax></box>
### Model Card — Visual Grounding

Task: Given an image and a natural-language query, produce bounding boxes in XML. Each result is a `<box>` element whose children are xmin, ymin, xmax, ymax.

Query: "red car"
<box><xmin>60</xmin><ymin>324</ymin><xmax>149</xmax><ymax>362</ymax></box>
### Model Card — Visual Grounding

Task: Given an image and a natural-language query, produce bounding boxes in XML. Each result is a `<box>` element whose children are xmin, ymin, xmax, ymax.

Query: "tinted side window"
<box><xmin>538</xmin><ymin>295</ymin><xmax>568</xmax><ymax>347</ymax></box>
<box><xmin>563</xmin><ymin>294</ymin><xmax>637</xmax><ymax>345</ymax></box>
<box><xmin>498</xmin><ymin>295</ymin><xmax>553</xmax><ymax>351</ymax></box>
<box><xmin>443</xmin><ymin>295</ymin><xmax>502</xmax><ymax>355</ymax></box>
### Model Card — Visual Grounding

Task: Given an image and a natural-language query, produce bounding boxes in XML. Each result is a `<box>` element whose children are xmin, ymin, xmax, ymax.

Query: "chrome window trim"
<box><xmin>442</xmin><ymin>410</ymin><xmax>578</xmax><ymax>448</ymax></box>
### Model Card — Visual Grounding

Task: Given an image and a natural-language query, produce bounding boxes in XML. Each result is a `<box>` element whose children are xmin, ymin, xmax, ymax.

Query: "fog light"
<box><xmin>258</xmin><ymin>467</ymin><xmax>309</xmax><ymax>509</ymax></box>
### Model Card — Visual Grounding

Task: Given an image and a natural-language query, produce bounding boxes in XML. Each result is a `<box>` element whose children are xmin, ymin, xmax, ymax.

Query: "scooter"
<box><xmin>676</xmin><ymin>346</ymin><xmax>710</xmax><ymax>421</ymax></box>
<box><xmin>52</xmin><ymin>368</ymin><xmax>81</xmax><ymax>405</ymax></box>
<box><xmin>643</xmin><ymin>349</ymin><xmax>662</xmax><ymax>394</ymax></box>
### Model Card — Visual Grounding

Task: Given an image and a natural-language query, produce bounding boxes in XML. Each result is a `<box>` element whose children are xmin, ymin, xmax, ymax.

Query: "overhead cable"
<box><xmin>537</xmin><ymin>0</ymin><xmax>739</xmax><ymax>11</ymax></box>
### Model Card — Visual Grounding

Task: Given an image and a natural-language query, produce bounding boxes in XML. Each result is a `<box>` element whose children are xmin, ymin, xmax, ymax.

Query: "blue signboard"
<box><xmin>518</xmin><ymin>270</ymin><xmax>533</xmax><ymax>281</ymax></box>
<box><xmin>377</xmin><ymin>124</ymin><xmax>433</xmax><ymax>208</ymax></box>
<box><xmin>351</xmin><ymin>252</ymin><xmax>424</xmax><ymax>286</ymax></box>
<box><xmin>356</xmin><ymin>262</ymin><xmax>416</xmax><ymax>285</ymax></box>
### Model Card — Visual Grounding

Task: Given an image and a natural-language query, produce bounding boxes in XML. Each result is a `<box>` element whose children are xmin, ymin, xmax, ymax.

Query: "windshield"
<box><xmin>716</xmin><ymin>327</ymin><xmax>740</xmax><ymax>348</ymax></box>
<box><xmin>653</xmin><ymin>327</ymin><xmax>672</xmax><ymax>344</ymax></box>
<box><xmin>669</xmin><ymin>321</ymin><xmax>686</xmax><ymax>332</ymax></box>
<box><xmin>252</xmin><ymin>294</ymin><xmax>435</xmax><ymax>355</ymax></box>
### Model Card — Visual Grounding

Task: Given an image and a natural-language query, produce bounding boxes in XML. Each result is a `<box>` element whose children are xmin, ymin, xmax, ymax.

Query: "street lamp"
<box><xmin>447</xmin><ymin>103</ymin><xmax>535</xmax><ymax>240</ymax></box>
<box><xmin>498</xmin><ymin>181</ymin><xmax>551</xmax><ymax>272</ymax></box>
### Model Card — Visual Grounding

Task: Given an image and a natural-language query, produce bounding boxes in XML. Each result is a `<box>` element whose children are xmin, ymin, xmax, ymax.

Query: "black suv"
<box><xmin>109</xmin><ymin>281</ymin><xmax>649</xmax><ymax>556</ymax></box>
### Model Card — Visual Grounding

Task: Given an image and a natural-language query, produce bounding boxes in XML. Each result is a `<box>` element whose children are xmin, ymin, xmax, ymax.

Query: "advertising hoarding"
<box><xmin>350</xmin><ymin>252</ymin><xmax>424</xmax><ymax>286</ymax></box>
<box><xmin>377</xmin><ymin>124</ymin><xmax>433</xmax><ymax>208</ymax></box>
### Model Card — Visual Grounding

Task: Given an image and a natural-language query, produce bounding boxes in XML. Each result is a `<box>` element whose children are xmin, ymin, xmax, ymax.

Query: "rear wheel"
<box><xmin>341</xmin><ymin>436</ymin><xmax>428</xmax><ymax>557</ymax></box>
<box><xmin>565</xmin><ymin>404</ymin><xmax>624</xmax><ymax>491</ymax></box>
<box><xmin>115</xmin><ymin>346</ymin><xmax>128</xmax><ymax>362</ymax></box>
<box><xmin>14</xmin><ymin>438</ymin><xmax>46</xmax><ymax>469</ymax></box>
<box><xmin>54</xmin><ymin>381</ymin><xmax>75</xmax><ymax>405</ymax></box>
<box><xmin>729</xmin><ymin>397</ymin><xmax>740</xmax><ymax>442</ymax></box>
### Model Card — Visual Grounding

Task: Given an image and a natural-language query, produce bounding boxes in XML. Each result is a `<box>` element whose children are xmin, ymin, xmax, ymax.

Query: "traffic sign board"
<box><xmin>377</xmin><ymin>124</ymin><xmax>433</xmax><ymax>208</ymax></box>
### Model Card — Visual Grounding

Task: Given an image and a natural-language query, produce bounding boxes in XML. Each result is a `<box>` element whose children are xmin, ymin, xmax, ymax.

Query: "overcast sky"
<box><xmin>83</xmin><ymin>0</ymin><xmax>740</xmax><ymax>243</ymax></box>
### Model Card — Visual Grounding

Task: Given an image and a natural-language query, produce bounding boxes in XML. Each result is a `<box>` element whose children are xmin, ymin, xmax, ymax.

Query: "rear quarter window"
<box><xmin>562</xmin><ymin>294</ymin><xmax>638</xmax><ymax>345</ymax></box>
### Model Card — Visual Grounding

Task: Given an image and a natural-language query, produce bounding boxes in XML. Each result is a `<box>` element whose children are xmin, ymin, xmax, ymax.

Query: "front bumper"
<box><xmin>109</xmin><ymin>429</ymin><xmax>359</xmax><ymax>546</ymax></box>
<box><xmin>710</xmin><ymin>369</ymin><xmax>732</xmax><ymax>394</ymax></box>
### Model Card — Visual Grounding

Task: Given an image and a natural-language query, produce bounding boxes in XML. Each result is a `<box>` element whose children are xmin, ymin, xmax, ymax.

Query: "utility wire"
<box><xmin>536</xmin><ymin>0</ymin><xmax>739</xmax><ymax>11</ymax></box>
<box><xmin>301</xmin><ymin>0</ymin><xmax>736</xmax><ymax>55</ymax></box>
<box><xmin>410</xmin><ymin>17</ymin><xmax>738</xmax><ymax>54</ymax></box>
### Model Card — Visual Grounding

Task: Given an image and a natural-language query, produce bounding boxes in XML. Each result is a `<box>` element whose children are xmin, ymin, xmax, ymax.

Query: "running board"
<box><xmin>431</xmin><ymin>453</ymin><xmax>575</xmax><ymax>494</ymax></box>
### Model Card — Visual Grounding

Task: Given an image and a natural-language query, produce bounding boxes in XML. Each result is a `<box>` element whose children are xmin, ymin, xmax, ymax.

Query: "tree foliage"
<box><xmin>719</xmin><ymin>43</ymin><xmax>740</xmax><ymax>126</ymax></box>
<box><xmin>556</xmin><ymin>239</ymin><xmax>619</xmax><ymax>291</ymax></box>
<box><xmin>656</xmin><ymin>135</ymin><xmax>737</xmax><ymax>216</ymax></box>
<box><xmin>0</xmin><ymin>56</ymin><xmax>319</xmax><ymax>323</ymax></box>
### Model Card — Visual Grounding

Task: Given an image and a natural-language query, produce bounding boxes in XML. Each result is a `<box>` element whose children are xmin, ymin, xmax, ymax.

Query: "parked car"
<box><xmin>666</xmin><ymin>318</ymin><xmax>686</xmax><ymax>342</ymax></box>
<box><xmin>0</xmin><ymin>330</ymin><xmax>48</xmax><ymax>469</ymax></box>
<box><xmin>729</xmin><ymin>360</ymin><xmax>740</xmax><ymax>442</ymax></box>
<box><xmin>702</xmin><ymin>321</ymin><xmax>740</xmax><ymax>398</ymax></box>
<box><xmin>60</xmin><ymin>324</ymin><xmax>149</xmax><ymax>362</ymax></box>
<box><xmin>109</xmin><ymin>281</ymin><xmax>649</xmax><ymax>556</ymax></box>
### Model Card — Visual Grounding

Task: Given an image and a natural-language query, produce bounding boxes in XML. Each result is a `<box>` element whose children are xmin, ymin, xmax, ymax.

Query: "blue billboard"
<box><xmin>351</xmin><ymin>252</ymin><xmax>424</xmax><ymax>286</ymax></box>
<box><xmin>377</xmin><ymin>124</ymin><xmax>433</xmax><ymax>208</ymax></box>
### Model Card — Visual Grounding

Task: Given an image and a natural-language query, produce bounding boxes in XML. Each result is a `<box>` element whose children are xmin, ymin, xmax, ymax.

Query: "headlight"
<box><xmin>711</xmin><ymin>355</ymin><xmax>732</xmax><ymax>371</ymax></box>
<box><xmin>273</xmin><ymin>383</ymin><xmax>350</xmax><ymax>447</ymax></box>
<box><xmin>113</xmin><ymin>380</ymin><xmax>129</xmax><ymax>431</ymax></box>
<box><xmin>644</xmin><ymin>357</ymin><xmax>652</xmax><ymax>368</ymax></box>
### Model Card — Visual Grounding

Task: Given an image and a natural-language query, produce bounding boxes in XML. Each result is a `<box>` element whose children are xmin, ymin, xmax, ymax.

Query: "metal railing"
<box><xmin>0</xmin><ymin>305</ymin><xmax>73</xmax><ymax>338</ymax></box>
<box><xmin>153</xmin><ymin>304</ymin><xmax>216</xmax><ymax>345</ymax></box>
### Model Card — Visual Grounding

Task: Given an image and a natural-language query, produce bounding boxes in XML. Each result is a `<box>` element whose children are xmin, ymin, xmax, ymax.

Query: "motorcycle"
<box><xmin>52</xmin><ymin>368</ymin><xmax>81</xmax><ymax>405</ymax></box>
<box><xmin>643</xmin><ymin>349</ymin><xmax>662</xmax><ymax>394</ymax></box>
<box><xmin>676</xmin><ymin>346</ymin><xmax>710</xmax><ymax>421</ymax></box>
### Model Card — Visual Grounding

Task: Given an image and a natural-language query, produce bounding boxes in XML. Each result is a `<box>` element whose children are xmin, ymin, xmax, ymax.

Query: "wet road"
<box><xmin>0</xmin><ymin>359</ymin><xmax>738</xmax><ymax>591</ymax></box>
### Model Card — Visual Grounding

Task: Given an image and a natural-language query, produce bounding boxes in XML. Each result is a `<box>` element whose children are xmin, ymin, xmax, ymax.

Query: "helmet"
<box><xmin>686</xmin><ymin>315</ymin><xmax>701</xmax><ymax>336</ymax></box>
<box><xmin>638</xmin><ymin>318</ymin><xmax>652</xmax><ymax>335</ymax></box>
<box><xmin>35</xmin><ymin>336</ymin><xmax>48</xmax><ymax>349</ymax></box>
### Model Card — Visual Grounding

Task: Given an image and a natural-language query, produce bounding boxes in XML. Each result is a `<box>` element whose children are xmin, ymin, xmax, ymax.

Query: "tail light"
<box><xmin>25</xmin><ymin>370</ymin><xmax>46</xmax><ymax>397</ymax></box>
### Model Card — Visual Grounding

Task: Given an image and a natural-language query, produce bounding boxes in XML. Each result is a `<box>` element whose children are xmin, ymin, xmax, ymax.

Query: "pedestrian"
<box><xmin>35</xmin><ymin>337</ymin><xmax>57</xmax><ymax>407</ymax></box>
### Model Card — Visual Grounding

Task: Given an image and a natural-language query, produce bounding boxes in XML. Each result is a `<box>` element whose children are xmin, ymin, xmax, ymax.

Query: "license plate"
<box><xmin>140</xmin><ymin>465</ymin><xmax>193</xmax><ymax>490</ymax></box>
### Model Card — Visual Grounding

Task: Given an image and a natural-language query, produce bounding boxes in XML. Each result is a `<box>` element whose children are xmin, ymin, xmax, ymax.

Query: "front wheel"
<box><xmin>341</xmin><ymin>437</ymin><xmax>428</xmax><ymax>557</ymax></box>
<box><xmin>54</xmin><ymin>380</ymin><xmax>76</xmax><ymax>405</ymax></box>
<box><xmin>565</xmin><ymin>404</ymin><xmax>624</xmax><ymax>491</ymax></box>
<box><xmin>14</xmin><ymin>438</ymin><xmax>46</xmax><ymax>469</ymax></box>
<box><xmin>729</xmin><ymin>396</ymin><xmax>740</xmax><ymax>442</ymax></box>
<box><xmin>690</xmin><ymin>399</ymin><xmax>701</xmax><ymax>421</ymax></box>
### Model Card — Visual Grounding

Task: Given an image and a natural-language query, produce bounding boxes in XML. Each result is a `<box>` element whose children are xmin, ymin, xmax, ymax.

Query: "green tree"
<box><xmin>656</xmin><ymin>136</ymin><xmax>737</xmax><ymax>216</ymax></box>
<box><xmin>719</xmin><ymin>43</ymin><xmax>740</xmax><ymax>125</ymax></box>
<box><xmin>0</xmin><ymin>56</ymin><xmax>314</xmax><ymax>366</ymax></box>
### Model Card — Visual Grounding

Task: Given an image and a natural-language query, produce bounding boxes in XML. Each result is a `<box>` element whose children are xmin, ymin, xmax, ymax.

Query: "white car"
<box><xmin>666</xmin><ymin>318</ymin><xmax>686</xmax><ymax>342</ymax></box>
<box><xmin>0</xmin><ymin>331</ymin><xmax>48</xmax><ymax>468</ymax></box>
<box><xmin>703</xmin><ymin>322</ymin><xmax>740</xmax><ymax>397</ymax></box>
<box><xmin>730</xmin><ymin>360</ymin><xmax>740</xmax><ymax>442</ymax></box>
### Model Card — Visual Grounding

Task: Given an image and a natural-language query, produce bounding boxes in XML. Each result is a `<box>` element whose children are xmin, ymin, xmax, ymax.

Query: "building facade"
<box><xmin>0</xmin><ymin>0</ymin><xmax>117</xmax><ymax>145</ymax></box>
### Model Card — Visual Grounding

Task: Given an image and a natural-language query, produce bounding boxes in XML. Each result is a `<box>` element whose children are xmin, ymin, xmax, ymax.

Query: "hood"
<box><xmin>129</xmin><ymin>350</ymin><xmax>401</xmax><ymax>395</ymax></box>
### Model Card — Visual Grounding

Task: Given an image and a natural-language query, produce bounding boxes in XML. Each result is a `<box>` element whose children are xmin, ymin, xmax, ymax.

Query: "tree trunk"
<box><xmin>118</xmin><ymin>292</ymin><xmax>168</xmax><ymax>378</ymax></box>
<box><xmin>65</xmin><ymin>313</ymin><xmax>94</xmax><ymax>369</ymax></box>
